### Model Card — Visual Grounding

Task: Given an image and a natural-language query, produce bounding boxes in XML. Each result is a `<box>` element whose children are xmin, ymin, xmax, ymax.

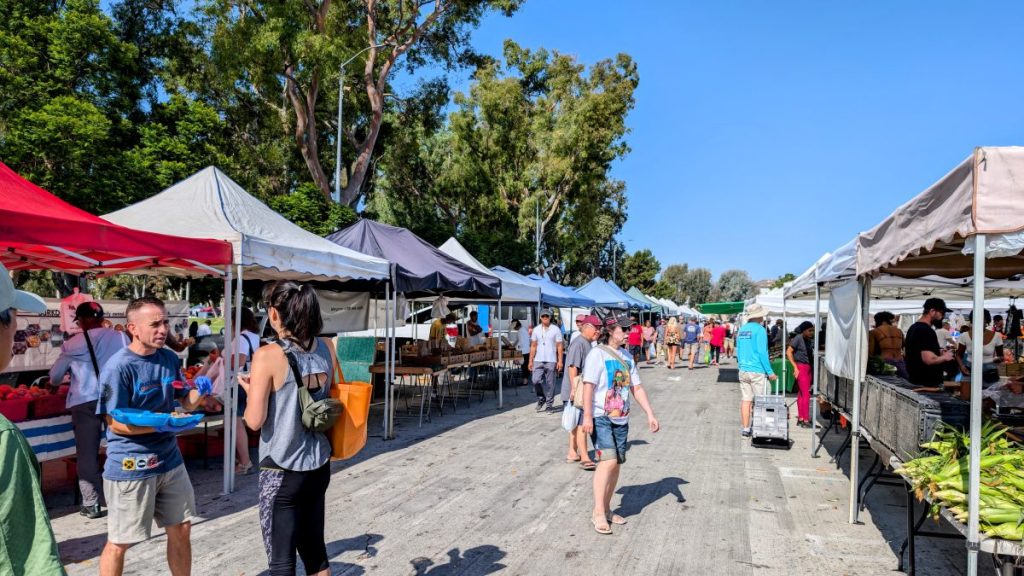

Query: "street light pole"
<box><xmin>613</xmin><ymin>243</ymin><xmax>617</xmax><ymax>283</ymax></box>
<box><xmin>334</xmin><ymin>43</ymin><xmax>390</xmax><ymax>203</ymax></box>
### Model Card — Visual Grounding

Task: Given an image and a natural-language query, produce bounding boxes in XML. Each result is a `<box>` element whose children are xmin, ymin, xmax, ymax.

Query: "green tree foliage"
<box><xmin>648</xmin><ymin>280</ymin><xmax>676</xmax><ymax>300</ymax></box>
<box><xmin>198</xmin><ymin>0</ymin><xmax>521</xmax><ymax>206</ymax></box>
<box><xmin>659</xmin><ymin>264</ymin><xmax>713</xmax><ymax>305</ymax></box>
<box><xmin>713</xmin><ymin>269</ymin><xmax>757</xmax><ymax>302</ymax></box>
<box><xmin>372</xmin><ymin>40</ymin><xmax>637</xmax><ymax>280</ymax></box>
<box><xmin>620</xmin><ymin>249</ymin><xmax>660</xmax><ymax>292</ymax></box>
<box><xmin>771</xmin><ymin>272</ymin><xmax>796</xmax><ymax>288</ymax></box>
<box><xmin>268</xmin><ymin>183</ymin><xmax>358</xmax><ymax>237</ymax></box>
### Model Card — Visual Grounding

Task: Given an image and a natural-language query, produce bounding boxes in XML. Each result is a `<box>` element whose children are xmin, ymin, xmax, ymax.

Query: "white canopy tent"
<box><xmin>105</xmin><ymin>167</ymin><xmax>392</xmax><ymax>494</ymax></box>
<box><xmin>437</xmin><ymin>237</ymin><xmax>542</xmax><ymax>409</ymax></box>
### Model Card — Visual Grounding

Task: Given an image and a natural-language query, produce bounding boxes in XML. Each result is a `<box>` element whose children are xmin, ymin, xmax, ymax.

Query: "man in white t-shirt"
<box><xmin>196</xmin><ymin>320</ymin><xmax>213</xmax><ymax>337</ymax></box>
<box><xmin>529</xmin><ymin>309</ymin><xmax>564</xmax><ymax>412</ymax></box>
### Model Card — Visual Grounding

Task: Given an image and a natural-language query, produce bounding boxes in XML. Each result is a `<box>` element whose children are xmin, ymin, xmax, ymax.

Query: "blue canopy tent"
<box><xmin>576</xmin><ymin>278</ymin><xmax>650</xmax><ymax>310</ymax></box>
<box><xmin>519</xmin><ymin>272</ymin><xmax>596</xmax><ymax>308</ymax></box>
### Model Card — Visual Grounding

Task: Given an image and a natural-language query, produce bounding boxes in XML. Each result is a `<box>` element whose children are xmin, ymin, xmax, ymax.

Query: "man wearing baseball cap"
<box><xmin>564</xmin><ymin>314</ymin><xmax>600</xmax><ymax>470</ymax></box>
<box><xmin>0</xmin><ymin>263</ymin><xmax>65</xmax><ymax>574</ymax></box>
<box><xmin>50</xmin><ymin>301</ymin><xmax>129</xmax><ymax>519</ymax></box>
<box><xmin>905</xmin><ymin>297</ymin><xmax>955</xmax><ymax>387</ymax></box>
<box><xmin>736</xmin><ymin>303</ymin><xmax>777</xmax><ymax>437</ymax></box>
<box><xmin>529</xmin><ymin>309</ymin><xmax>564</xmax><ymax>412</ymax></box>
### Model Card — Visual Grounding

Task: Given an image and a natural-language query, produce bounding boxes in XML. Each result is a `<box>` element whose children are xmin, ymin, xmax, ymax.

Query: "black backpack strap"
<box><xmin>82</xmin><ymin>329</ymin><xmax>101</xmax><ymax>378</ymax></box>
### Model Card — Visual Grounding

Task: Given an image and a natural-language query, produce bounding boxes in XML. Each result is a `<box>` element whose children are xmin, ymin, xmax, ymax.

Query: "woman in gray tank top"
<box><xmin>238</xmin><ymin>281</ymin><xmax>333</xmax><ymax>576</ymax></box>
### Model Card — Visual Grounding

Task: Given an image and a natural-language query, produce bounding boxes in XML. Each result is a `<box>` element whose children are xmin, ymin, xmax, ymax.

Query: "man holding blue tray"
<box><xmin>97</xmin><ymin>296</ymin><xmax>212</xmax><ymax>576</ymax></box>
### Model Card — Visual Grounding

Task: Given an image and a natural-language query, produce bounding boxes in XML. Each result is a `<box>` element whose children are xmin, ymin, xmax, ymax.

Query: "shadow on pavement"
<box><xmin>615</xmin><ymin>476</ymin><xmax>688</xmax><ymax>517</ymax></box>
<box><xmin>409</xmin><ymin>544</ymin><xmax>506</xmax><ymax>575</ymax></box>
<box><xmin>717</xmin><ymin>368</ymin><xmax>740</xmax><ymax>383</ymax></box>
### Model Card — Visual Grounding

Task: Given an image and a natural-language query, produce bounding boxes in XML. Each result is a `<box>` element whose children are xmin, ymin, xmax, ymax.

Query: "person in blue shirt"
<box><xmin>97</xmin><ymin>297</ymin><xmax>212</xmax><ymax>576</ymax></box>
<box><xmin>681</xmin><ymin>317</ymin><xmax>701</xmax><ymax>370</ymax></box>
<box><xmin>735</xmin><ymin>304</ymin><xmax>777</xmax><ymax>437</ymax></box>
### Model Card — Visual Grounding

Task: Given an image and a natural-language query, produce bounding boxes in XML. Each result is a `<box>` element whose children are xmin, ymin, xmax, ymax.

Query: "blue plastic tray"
<box><xmin>110</xmin><ymin>408</ymin><xmax>204</xmax><ymax>431</ymax></box>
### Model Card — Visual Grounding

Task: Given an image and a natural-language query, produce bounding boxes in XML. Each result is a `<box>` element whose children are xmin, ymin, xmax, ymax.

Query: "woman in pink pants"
<box><xmin>786</xmin><ymin>321</ymin><xmax>816</xmax><ymax>428</ymax></box>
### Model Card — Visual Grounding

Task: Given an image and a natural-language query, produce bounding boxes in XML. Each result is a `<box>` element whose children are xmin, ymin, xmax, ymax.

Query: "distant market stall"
<box><xmin>576</xmin><ymin>277</ymin><xmax>649</xmax><ymax>310</ymax></box>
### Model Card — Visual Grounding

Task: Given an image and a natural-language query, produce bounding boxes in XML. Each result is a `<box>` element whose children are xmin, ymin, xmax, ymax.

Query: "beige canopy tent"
<box><xmin>852</xmin><ymin>147</ymin><xmax>1024</xmax><ymax>576</ymax></box>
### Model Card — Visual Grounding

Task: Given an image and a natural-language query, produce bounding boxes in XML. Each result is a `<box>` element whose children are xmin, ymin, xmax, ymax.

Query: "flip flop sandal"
<box><xmin>580</xmin><ymin>461</ymin><xmax>597</xmax><ymax>471</ymax></box>
<box><xmin>607</xmin><ymin>513</ymin><xmax>627</xmax><ymax>525</ymax></box>
<box><xmin>592</xmin><ymin>516</ymin><xmax>612</xmax><ymax>535</ymax></box>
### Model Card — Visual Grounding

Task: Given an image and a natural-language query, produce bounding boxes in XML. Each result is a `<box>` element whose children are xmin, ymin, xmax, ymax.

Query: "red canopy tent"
<box><xmin>0</xmin><ymin>162</ymin><xmax>231</xmax><ymax>275</ymax></box>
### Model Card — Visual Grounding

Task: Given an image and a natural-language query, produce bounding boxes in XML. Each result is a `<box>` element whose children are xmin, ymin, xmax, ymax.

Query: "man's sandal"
<box><xmin>592</xmin><ymin>515</ymin><xmax>612</xmax><ymax>535</ymax></box>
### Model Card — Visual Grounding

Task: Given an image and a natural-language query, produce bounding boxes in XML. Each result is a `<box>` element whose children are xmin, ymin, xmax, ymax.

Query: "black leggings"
<box><xmin>710</xmin><ymin>345</ymin><xmax>721</xmax><ymax>363</ymax></box>
<box><xmin>258</xmin><ymin>462</ymin><xmax>331</xmax><ymax>575</ymax></box>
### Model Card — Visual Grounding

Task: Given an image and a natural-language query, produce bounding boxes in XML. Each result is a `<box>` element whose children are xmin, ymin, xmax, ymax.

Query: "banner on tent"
<box><xmin>317</xmin><ymin>291</ymin><xmax>372</xmax><ymax>333</ymax></box>
<box><xmin>825</xmin><ymin>281</ymin><xmax>866</xmax><ymax>380</ymax></box>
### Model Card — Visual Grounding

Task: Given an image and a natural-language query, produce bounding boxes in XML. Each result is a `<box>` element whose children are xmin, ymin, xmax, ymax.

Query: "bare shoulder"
<box><xmin>254</xmin><ymin>341</ymin><xmax>286</xmax><ymax>362</ymax></box>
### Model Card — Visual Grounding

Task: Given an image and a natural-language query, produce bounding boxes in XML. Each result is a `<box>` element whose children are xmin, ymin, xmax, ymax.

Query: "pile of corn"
<box><xmin>895</xmin><ymin>421</ymin><xmax>1024</xmax><ymax>540</ymax></box>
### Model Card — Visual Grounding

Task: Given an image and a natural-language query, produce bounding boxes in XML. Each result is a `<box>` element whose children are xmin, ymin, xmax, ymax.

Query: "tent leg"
<box><xmin>220</xmin><ymin>266</ymin><xmax>234</xmax><ymax>496</ymax></box>
<box><xmin>497</xmin><ymin>299</ymin><xmax>503</xmax><ymax>409</ymax></box>
<box><xmin>383</xmin><ymin>284</ymin><xmax>392</xmax><ymax>439</ymax></box>
<box><xmin>227</xmin><ymin>264</ymin><xmax>243</xmax><ymax>493</ymax></box>
<box><xmin>811</xmin><ymin>283</ymin><xmax>822</xmax><ymax>457</ymax></box>
<box><xmin>848</xmin><ymin>278</ymin><xmax>869</xmax><ymax>523</ymax></box>
<box><xmin>966</xmin><ymin>235</ymin><xmax>987</xmax><ymax>576</ymax></box>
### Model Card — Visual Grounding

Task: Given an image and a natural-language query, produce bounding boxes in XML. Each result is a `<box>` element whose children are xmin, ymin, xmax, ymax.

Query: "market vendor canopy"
<box><xmin>858</xmin><ymin>147</ymin><xmax>1024</xmax><ymax>279</ymax></box>
<box><xmin>0</xmin><ymin>162</ymin><xmax>231</xmax><ymax>274</ymax></box>
<box><xmin>576</xmin><ymin>278</ymin><xmax>649</xmax><ymax>310</ymax></box>
<box><xmin>326</xmin><ymin>220</ymin><xmax>500</xmax><ymax>298</ymax></box>
<box><xmin>698</xmin><ymin>301</ymin><xmax>745</xmax><ymax>315</ymax></box>
<box><xmin>437</xmin><ymin>238</ymin><xmax>539</xmax><ymax>302</ymax></box>
<box><xmin>104</xmin><ymin>167</ymin><xmax>389</xmax><ymax>282</ymax></box>
<box><xmin>626</xmin><ymin>287</ymin><xmax>664</xmax><ymax>313</ymax></box>
<box><xmin>521</xmin><ymin>273</ymin><xmax>595</xmax><ymax>308</ymax></box>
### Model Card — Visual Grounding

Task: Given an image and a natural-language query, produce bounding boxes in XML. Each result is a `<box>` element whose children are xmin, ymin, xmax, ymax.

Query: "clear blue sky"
<box><xmin>445</xmin><ymin>1</ymin><xmax>1024</xmax><ymax>281</ymax></box>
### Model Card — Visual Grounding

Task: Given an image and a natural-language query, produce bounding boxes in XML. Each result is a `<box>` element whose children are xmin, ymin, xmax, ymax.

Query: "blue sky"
<box><xmin>438</xmin><ymin>1</ymin><xmax>1024</xmax><ymax>281</ymax></box>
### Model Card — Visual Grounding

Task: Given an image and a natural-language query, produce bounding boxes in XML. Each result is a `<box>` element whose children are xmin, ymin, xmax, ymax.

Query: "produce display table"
<box><xmin>890</xmin><ymin>455</ymin><xmax>1024</xmax><ymax>575</ymax></box>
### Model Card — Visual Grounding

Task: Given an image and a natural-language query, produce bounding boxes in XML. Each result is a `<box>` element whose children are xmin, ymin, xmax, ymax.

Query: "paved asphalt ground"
<box><xmin>52</xmin><ymin>358</ymin><xmax>977</xmax><ymax>575</ymax></box>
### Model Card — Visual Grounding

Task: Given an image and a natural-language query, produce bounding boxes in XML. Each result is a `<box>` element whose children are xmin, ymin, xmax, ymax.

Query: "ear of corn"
<box><xmin>898</xmin><ymin>421</ymin><xmax>1024</xmax><ymax>540</ymax></box>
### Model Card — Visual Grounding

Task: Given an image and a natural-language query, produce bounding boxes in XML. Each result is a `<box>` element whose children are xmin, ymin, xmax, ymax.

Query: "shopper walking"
<box><xmin>868</xmin><ymin>311</ymin><xmax>908</xmax><ymax>379</ymax></box>
<box><xmin>664</xmin><ymin>317</ymin><xmax>681</xmax><ymax>369</ymax></box>
<box><xmin>642</xmin><ymin>319</ymin><xmax>656</xmax><ymax>364</ymax></box>
<box><xmin>956</xmin><ymin>309</ymin><xmax>1004</xmax><ymax>382</ymax></box>
<box><xmin>564</xmin><ymin>314</ymin><xmax>601</xmax><ymax>471</ymax></box>
<box><xmin>682</xmin><ymin>317</ymin><xmax>700</xmax><ymax>370</ymax></box>
<box><xmin>655</xmin><ymin>319</ymin><xmax>667</xmax><ymax>364</ymax></box>
<box><xmin>736</xmin><ymin>304</ymin><xmax>776</xmax><ymax>437</ymax></box>
<box><xmin>627</xmin><ymin>318</ymin><xmax>644</xmax><ymax>361</ymax></box>
<box><xmin>582</xmin><ymin>312</ymin><xmax>659</xmax><ymax>535</ymax></box>
<box><xmin>710</xmin><ymin>320</ymin><xmax>727</xmax><ymax>366</ymax></box>
<box><xmin>0</xmin><ymin>267</ymin><xmax>65</xmax><ymax>576</ymax></box>
<box><xmin>49</xmin><ymin>302</ymin><xmax>128</xmax><ymax>519</ymax></box>
<box><xmin>724</xmin><ymin>319</ymin><xmax>736</xmax><ymax>359</ymax></box>
<box><xmin>786</xmin><ymin>321</ymin><xmax>816</xmax><ymax>428</ymax></box>
<box><xmin>512</xmin><ymin>320</ymin><xmax>531</xmax><ymax>386</ymax></box>
<box><xmin>700</xmin><ymin>320</ymin><xmax>714</xmax><ymax>364</ymax></box>
<box><xmin>98</xmin><ymin>297</ymin><xmax>213</xmax><ymax>576</ymax></box>
<box><xmin>238</xmin><ymin>281</ymin><xmax>335</xmax><ymax>576</ymax></box>
<box><xmin>529</xmin><ymin>309</ymin><xmax>564</xmax><ymax>412</ymax></box>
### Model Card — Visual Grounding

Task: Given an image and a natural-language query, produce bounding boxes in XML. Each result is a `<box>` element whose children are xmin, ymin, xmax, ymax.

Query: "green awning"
<box><xmin>626</xmin><ymin>287</ymin><xmax>664</xmax><ymax>313</ymax></box>
<box><xmin>698</xmin><ymin>301</ymin><xmax>745</xmax><ymax>315</ymax></box>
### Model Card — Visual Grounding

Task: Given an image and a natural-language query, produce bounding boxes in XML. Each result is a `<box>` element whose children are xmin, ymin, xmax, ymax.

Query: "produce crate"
<box><xmin>860</xmin><ymin>375</ymin><xmax>969</xmax><ymax>461</ymax></box>
<box><xmin>469</xmin><ymin>351</ymin><xmax>490</xmax><ymax>363</ymax></box>
<box><xmin>31</xmin><ymin>394</ymin><xmax>69</xmax><ymax>419</ymax></box>
<box><xmin>999</xmin><ymin>362</ymin><xmax>1024</xmax><ymax>378</ymax></box>
<box><xmin>449</xmin><ymin>354</ymin><xmax>469</xmax><ymax>365</ymax></box>
<box><xmin>0</xmin><ymin>397</ymin><xmax>31</xmax><ymax>422</ymax></box>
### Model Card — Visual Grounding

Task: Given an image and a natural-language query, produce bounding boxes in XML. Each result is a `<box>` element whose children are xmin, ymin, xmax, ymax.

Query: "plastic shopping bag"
<box><xmin>561</xmin><ymin>402</ymin><xmax>581</xmax><ymax>432</ymax></box>
<box><xmin>328</xmin><ymin>381</ymin><xmax>373</xmax><ymax>460</ymax></box>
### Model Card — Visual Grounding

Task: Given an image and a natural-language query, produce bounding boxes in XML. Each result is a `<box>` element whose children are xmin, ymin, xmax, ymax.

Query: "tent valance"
<box><xmin>698</xmin><ymin>301</ymin><xmax>745</xmax><ymax>315</ymax></box>
<box><xmin>0</xmin><ymin>162</ymin><xmax>231</xmax><ymax>275</ymax></box>
<box><xmin>327</xmin><ymin>220</ymin><xmax>499</xmax><ymax>298</ymax></box>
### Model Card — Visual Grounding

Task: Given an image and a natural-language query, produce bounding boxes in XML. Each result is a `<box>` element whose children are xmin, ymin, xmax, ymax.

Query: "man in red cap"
<box><xmin>564</xmin><ymin>314</ymin><xmax>600</xmax><ymax>470</ymax></box>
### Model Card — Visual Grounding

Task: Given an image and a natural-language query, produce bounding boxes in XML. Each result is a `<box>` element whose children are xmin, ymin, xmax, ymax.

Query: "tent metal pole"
<box><xmin>390</xmin><ymin>289</ymin><xmax>397</xmax><ymax>439</ymax></box>
<box><xmin>228</xmin><ymin>264</ymin><xmax>243</xmax><ymax>493</ymax></box>
<box><xmin>782</xmin><ymin>299</ymin><xmax>788</xmax><ymax>385</ymax></box>
<box><xmin>967</xmin><ymin>234</ymin><xmax>987</xmax><ymax>576</ymax></box>
<box><xmin>220</xmin><ymin>265</ymin><xmax>234</xmax><ymax>495</ymax></box>
<box><xmin>383</xmin><ymin>284</ymin><xmax>391</xmax><ymax>439</ymax></box>
<box><xmin>811</xmin><ymin>282</ymin><xmax>822</xmax><ymax>458</ymax></box>
<box><xmin>497</xmin><ymin>298</ymin><xmax>503</xmax><ymax>409</ymax></box>
<box><xmin>848</xmin><ymin>277</ymin><xmax>869</xmax><ymax>523</ymax></box>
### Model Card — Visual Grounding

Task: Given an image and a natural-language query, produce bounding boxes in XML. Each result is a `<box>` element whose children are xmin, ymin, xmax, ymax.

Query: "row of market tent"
<box><xmin>774</xmin><ymin>146</ymin><xmax>1024</xmax><ymax>575</ymax></box>
<box><xmin>1</xmin><ymin>162</ymin><xmax>697</xmax><ymax>495</ymax></box>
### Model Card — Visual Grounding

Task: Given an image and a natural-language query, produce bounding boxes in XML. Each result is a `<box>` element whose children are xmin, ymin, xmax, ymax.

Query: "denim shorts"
<box><xmin>591</xmin><ymin>416</ymin><xmax>629</xmax><ymax>464</ymax></box>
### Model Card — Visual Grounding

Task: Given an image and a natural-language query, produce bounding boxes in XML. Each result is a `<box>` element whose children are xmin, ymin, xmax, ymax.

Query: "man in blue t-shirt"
<box><xmin>682</xmin><ymin>317</ymin><xmax>701</xmax><ymax>370</ymax></box>
<box><xmin>736</xmin><ymin>304</ymin><xmax>777</xmax><ymax>437</ymax></box>
<box><xmin>97</xmin><ymin>297</ymin><xmax>212</xmax><ymax>576</ymax></box>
